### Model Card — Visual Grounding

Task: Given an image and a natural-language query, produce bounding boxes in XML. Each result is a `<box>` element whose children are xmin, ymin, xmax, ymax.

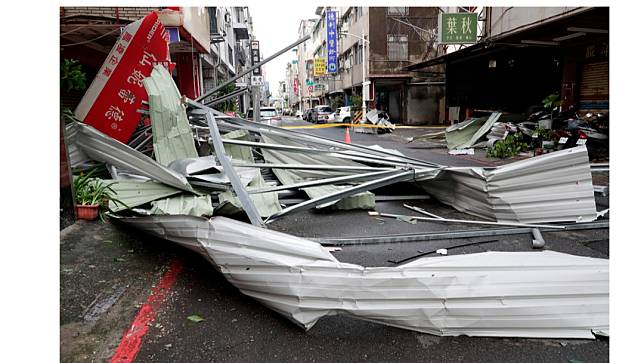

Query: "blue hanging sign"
<box><xmin>326</xmin><ymin>10</ymin><xmax>338</xmax><ymax>73</ymax></box>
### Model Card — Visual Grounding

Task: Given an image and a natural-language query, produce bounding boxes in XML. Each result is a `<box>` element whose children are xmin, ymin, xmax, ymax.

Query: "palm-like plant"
<box><xmin>73</xmin><ymin>169</ymin><xmax>128</xmax><ymax>221</ymax></box>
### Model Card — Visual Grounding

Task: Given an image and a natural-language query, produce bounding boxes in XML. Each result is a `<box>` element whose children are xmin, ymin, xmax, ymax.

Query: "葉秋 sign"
<box><xmin>438</xmin><ymin>13</ymin><xmax>477</xmax><ymax>44</ymax></box>
<box><xmin>74</xmin><ymin>12</ymin><xmax>172</xmax><ymax>143</ymax></box>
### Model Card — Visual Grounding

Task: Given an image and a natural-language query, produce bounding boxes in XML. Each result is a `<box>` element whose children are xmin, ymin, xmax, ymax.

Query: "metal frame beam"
<box><xmin>196</xmin><ymin>35</ymin><xmax>311</xmax><ymax>103</ymax></box>
<box><xmin>265</xmin><ymin>169</ymin><xmax>420</xmax><ymax>223</ymax></box>
<box><xmin>221</xmin><ymin>139</ymin><xmax>429</xmax><ymax>168</ymax></box>
<box><xmin>372</xmin><ymin>212</ymin><xmax>566</xmax><ymax>229</ymax></box>
<box><xmin>185</xmin><ymin>98</ymin><xmax>438</xmax><ymax>168</ymax></box>
<box><xmin>230</xmin><ymin>162</ymin><xmax>392</xmax><ymax>172</ymax></box>
<box><xmin>315</xmin><ymin>221</ymin><xmax>609</xmax><ymax>246</ymax></box>
<box><xmin>248</xmin><ymin>169</ymin><xmax>400</xmax><ymax>194</ymax></box>
<box><xmin>206</xmin><ymin>112</ymin><xmax>263</xmax><ymax>227</ymax></box>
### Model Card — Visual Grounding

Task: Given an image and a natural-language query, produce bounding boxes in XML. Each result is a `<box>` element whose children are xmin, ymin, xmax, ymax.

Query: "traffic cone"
<box><xmin>344</xmin><ymin>127</ymin><xmax>352</xmax><ymax>144</ymax></box>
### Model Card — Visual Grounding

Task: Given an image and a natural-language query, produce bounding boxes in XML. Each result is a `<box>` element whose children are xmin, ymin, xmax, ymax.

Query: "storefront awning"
<box><xmin>404</xmin><ymin>7</ymin><xmax>607</xmax><ymax>72</ymax></box>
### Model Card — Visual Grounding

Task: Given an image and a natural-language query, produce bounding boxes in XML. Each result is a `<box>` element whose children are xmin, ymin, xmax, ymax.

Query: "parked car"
<box><xmin>312</xmin><ymin>105</ymin><xmax>334</xmax><ymax>124</ymax></box>
<box><xmin>295</xmin><ymin>110</ymin><xmax>303</xmax><ymax>118</ymax></box>
<box><xmin>303</xmin><ymin>108</ymin><xmax>314</xmax><ymax>122</ymax></box>
<box><xmin>246</xmin><ymin>107</ymin><xmax>281</xmax><ymax>123</ymax></box>
<box><xmin>333</xmin><ymin>106</ymin><xmax>352</xmax><ymax>123</ymax></box>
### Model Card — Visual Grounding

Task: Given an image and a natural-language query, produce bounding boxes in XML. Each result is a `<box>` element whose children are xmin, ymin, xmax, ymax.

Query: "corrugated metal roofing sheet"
<box><xmin>215</xmin><ymin>129</ymin><xmax>282</xmax><ymax>217</ymax></box>
<box><xmin>65</xmin><ymin>122</ymin><xmax>195</xmax><ymax>193</ymax></box>
<box><xmin>118</xmin><ymin>215</ymin><xmax>608</xmax><ymax>339</ymax></box>
<box><xmin>144</xmin><ymin>65</ymin><xmax>199</xmax><ymax>166</ymax></box>
<box><xmin>419</xmin><ymin>146</ymin><xmax>597</xmax><ymax>223</ymax></box>
<box><xmin>102</xmin><ymin>179</ymin><xmax>182</xmax><ymax>212</ymax></box>
<box><xmin>150</xmin><ymin>194</ymin><xmax>213</xmax><ymax>217</ymax></box>
<box><xmin>445</xmin><ymin>112</ymin><xmax>502</xmax><ymax>150</ymax></box>
<box><xmin>261</xmin><ymin>133</ymin><xmax>376</xmax><ymax>210</ymax></box>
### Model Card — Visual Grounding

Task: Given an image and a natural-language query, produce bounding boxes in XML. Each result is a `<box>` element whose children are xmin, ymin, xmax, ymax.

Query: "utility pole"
<box><xmin>253</xmin><ymin>85</ymin><xmax>260</xmax><ymax>122</ymax></box>
<box><xmin>361</xmin><ymin>28</ymin><xmax>367</xmax><ymax>123</ymax></box>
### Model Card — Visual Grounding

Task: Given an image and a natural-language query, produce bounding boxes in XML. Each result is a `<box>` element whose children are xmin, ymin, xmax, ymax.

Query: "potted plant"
<box><xmin>73</xmin><ymin>169</ymin><xmax>126</xmax><ymax>221</ymax></box>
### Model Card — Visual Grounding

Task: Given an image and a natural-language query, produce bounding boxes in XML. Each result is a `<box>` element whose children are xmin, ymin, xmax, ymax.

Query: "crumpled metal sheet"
<box><xmin>365</xmin><ymin>109</ymin><xmax>395</xmax><ymax>131</ymax></box>
<box><xmin>117</xmin><ymin>215</ymin><xmax>608</xmax><ymax>338</ymax></box>
<box><xmin>100</xmin><ymin>179</ymin><xmax>182</xmax><ymax>212</ymax></box>
<box><xmin>215</xmin><ymin>129</ymin><xmax>282</xmax><ymax>217</ymax></box>
<box><xmin>144</xmin><ymin>65</ymin><xmax>199</xmax><ymax>166</ymax></box>
<box><xmin>261</xmin><ymin>133</ymin><xmax>375</xmax><ymax>209</ymax></box>
<box><xmin>446</xmin><ymin>112</ymin><xmax>501</xmax><ymax>150</ymax></box>
<box><xmin>150</xmin><ymin>194</ymin><xmax>213</xmax><ymax>217</ymax></box>
<box><xmin>216</xmin><ymin>169</ymin><xmax>282</xmax><ymax>217</ymax></box>
<box><xmin>419</xmin><ymin>146</ymin><xmax>597</xmax><ymax>223</ymax></box>
<box><xmin>167</xmin><ymin>156</ymin><xmax>221</xmax><ymax>176</ymax></box>
<box><xmin>445</xmin><ymin>117</ymin><xmax>485</xmax><ymax>150</ymax></box>
<box><xmin>65</xmin><ymin>122</ymin><xmax>195</xmax><ymax>193</ymax></box>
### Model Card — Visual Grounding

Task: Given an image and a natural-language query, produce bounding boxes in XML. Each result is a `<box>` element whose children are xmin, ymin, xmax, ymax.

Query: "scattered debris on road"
<box><xmin>63</xmin><ymin>62</ymin><xmax>609</xmax><ymax>339</ymax></box>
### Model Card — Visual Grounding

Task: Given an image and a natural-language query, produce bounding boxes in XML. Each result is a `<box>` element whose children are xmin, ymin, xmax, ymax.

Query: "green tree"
<box><xmin>350</xmin><ymin>95</ymin><xmax>362</xmax><ymax>112</ymax></box>
<box><xmin>61</xmin><ymin>58</ymin><xmax>86</xmax><ymax>92</ymax></box>
<box><xmin>213</xmin><ymin>82</ymin><xmax>239</xmax><ymax>113</ymax></box>
<box><xmin>330</xmin><ymin>94</ymin><xmax>343</xmax><ymax>110</ymax></box>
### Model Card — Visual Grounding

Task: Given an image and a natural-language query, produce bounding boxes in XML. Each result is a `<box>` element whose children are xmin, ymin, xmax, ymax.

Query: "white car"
<box><xmin>333</xmin><ymin>106</ymin><xmax>352</xmax><ymax>123</ymax></box>
<box><xmin>295</xmin><ymin>110</ymin><xmax>303</xmax><ymax>118</ymax></box>
<box><xmin>246</xmin><ymin>107</ymin><xmax>281</xmax><ymax>123</ymax></box>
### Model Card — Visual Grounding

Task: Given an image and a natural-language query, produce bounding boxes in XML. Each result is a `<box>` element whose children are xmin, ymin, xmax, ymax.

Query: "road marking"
<box><xmin>109</xmin><ymin>259</ymin><xmax>183</xmax><ymax>363</ymax></box>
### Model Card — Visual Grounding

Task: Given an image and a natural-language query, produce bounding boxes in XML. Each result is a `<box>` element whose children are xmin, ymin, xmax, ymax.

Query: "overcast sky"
<box><xmin>248</xmin><ymin>4</ymin><xmax>318</xmax><ymax>96</ymax></box>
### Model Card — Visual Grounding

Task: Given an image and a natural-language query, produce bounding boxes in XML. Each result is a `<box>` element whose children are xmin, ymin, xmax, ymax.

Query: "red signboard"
<box><xmin>74</xmin><ymin>12</ymin><xmax>172</xmax><ymax>143</ymax></box>
<box><xmin>293</xmin><ymin>78</ymin><xmax>299</xmax><ymax>94</ymax></box>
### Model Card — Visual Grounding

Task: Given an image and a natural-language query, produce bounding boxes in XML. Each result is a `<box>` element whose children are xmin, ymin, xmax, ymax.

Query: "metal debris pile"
<box><xmin>65</xmin><ymin>64</ymin><xmax>608</xmax><ymax>339</ymax></box>
<box><xmin>411</xmin><ymin>110</ymin><xmax>608</xmax><ymax>161</ymax></box>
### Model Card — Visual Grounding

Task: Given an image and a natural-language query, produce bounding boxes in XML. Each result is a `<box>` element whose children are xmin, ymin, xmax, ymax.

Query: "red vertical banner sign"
<box><xmin>74</xmin><ymin>12</ymin><xmax>171</xmax><ymax>143</ymax></box>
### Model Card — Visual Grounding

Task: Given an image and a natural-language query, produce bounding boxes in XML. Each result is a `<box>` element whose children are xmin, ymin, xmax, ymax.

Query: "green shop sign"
<box><xmin>439</xmin><ymin>13</ymin><xmax>477</xmax><ymax>44</ymax></box>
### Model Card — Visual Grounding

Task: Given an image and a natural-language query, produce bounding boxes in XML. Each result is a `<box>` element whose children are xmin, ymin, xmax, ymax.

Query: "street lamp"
<box><xmin>339</xmin><ymin>30</ymin><xmax>370</xmax><ymax>123</ymax></box>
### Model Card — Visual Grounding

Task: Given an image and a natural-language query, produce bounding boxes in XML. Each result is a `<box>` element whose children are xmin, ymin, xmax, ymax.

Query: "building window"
<box><xmin>228</xmin><ymin>45</ymin><xmax>234</xmax><ymax>64</ymax></box>
<box><xmin>356</xmin><ymin>7</ymin><xmax>363</xmax><ymax>18</ymax></box>
<box><xmin>387</xmin><ymin>35</ymin><xmax>408</xmax><ymax>61</ymax></box>
<box><xmin>387</xmin><ymin>7</ymin><xmax>408</xmax><ymax>16</ymax></box>
<box><xmin>356</xmin><ymin>44</ymin><xmax>363</xmax><ymax>64</ymax></box>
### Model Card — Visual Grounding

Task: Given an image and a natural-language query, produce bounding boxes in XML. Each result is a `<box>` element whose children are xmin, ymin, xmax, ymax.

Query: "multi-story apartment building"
<box><xmin>286</xmin><ymin>7</ymin><xmax>443</xmax><ymax>124</ymax></box>
<box><xmin>284</xmin><ymin>61</ymin><xmax>299</xmax><ymax>112</ymax></box>
<box><xmin>293</xmin><ymin>19</ymin><xmax>318</xmax><ymax>111</ymax></box>
<box><xmin>202</xmin><ymin>7</ymin><xmax>254</xmax><ymax>113</ymax></box>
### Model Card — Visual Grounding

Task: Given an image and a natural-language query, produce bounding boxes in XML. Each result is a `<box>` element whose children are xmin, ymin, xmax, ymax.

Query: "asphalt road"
<box><xmin>60</xmin><ymin>117</ymin><xmax>609</xmax><ymax>362</ymax></box>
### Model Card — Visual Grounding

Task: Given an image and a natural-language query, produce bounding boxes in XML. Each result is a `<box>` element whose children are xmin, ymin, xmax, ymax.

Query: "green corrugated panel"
<box><xmin>144</xmin><ymin>65</ymin><xmax>198</xmax><ymax>166</ymax></box>
<box><xmin>445</xmin><ymin>117</ymin><xmax>486</xmax><ymax>150</ymax></box>
<box><xmin>216</xmin><ymin>169</ymin><xmax>282</xmax><ymax>217</ymax></box>
<box><xmin>260</xmin><ymin>133</ymin><xmax>375</xmax><ymax>210</ymax></box>
<box><xmin>460</xmin><ymin>112</ymin><xmax>502</xmax><ymax>149</ymax></box>
<box><xmin>150</xmin><ymin>194</ymin><xmax>213</xmax><ymax>217</ymax></box>
<box><xmin>222</xmin><ymin>129</ymin><xmax>254</xmax><ymax>161</ymax></box>
<box><xmin>445</xmin><ymin>112</ymin><xmax>502</xmax><ymax>150</ymax></box>
<box><xmin>101</xmin><ymin>179</ymin><xmax>183</xmax><ymax>212</ymax></box>
<box><xmin>215</xmin><ymin>129</ymin><xmax>282</xmax><ymax>217</ymax></box>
